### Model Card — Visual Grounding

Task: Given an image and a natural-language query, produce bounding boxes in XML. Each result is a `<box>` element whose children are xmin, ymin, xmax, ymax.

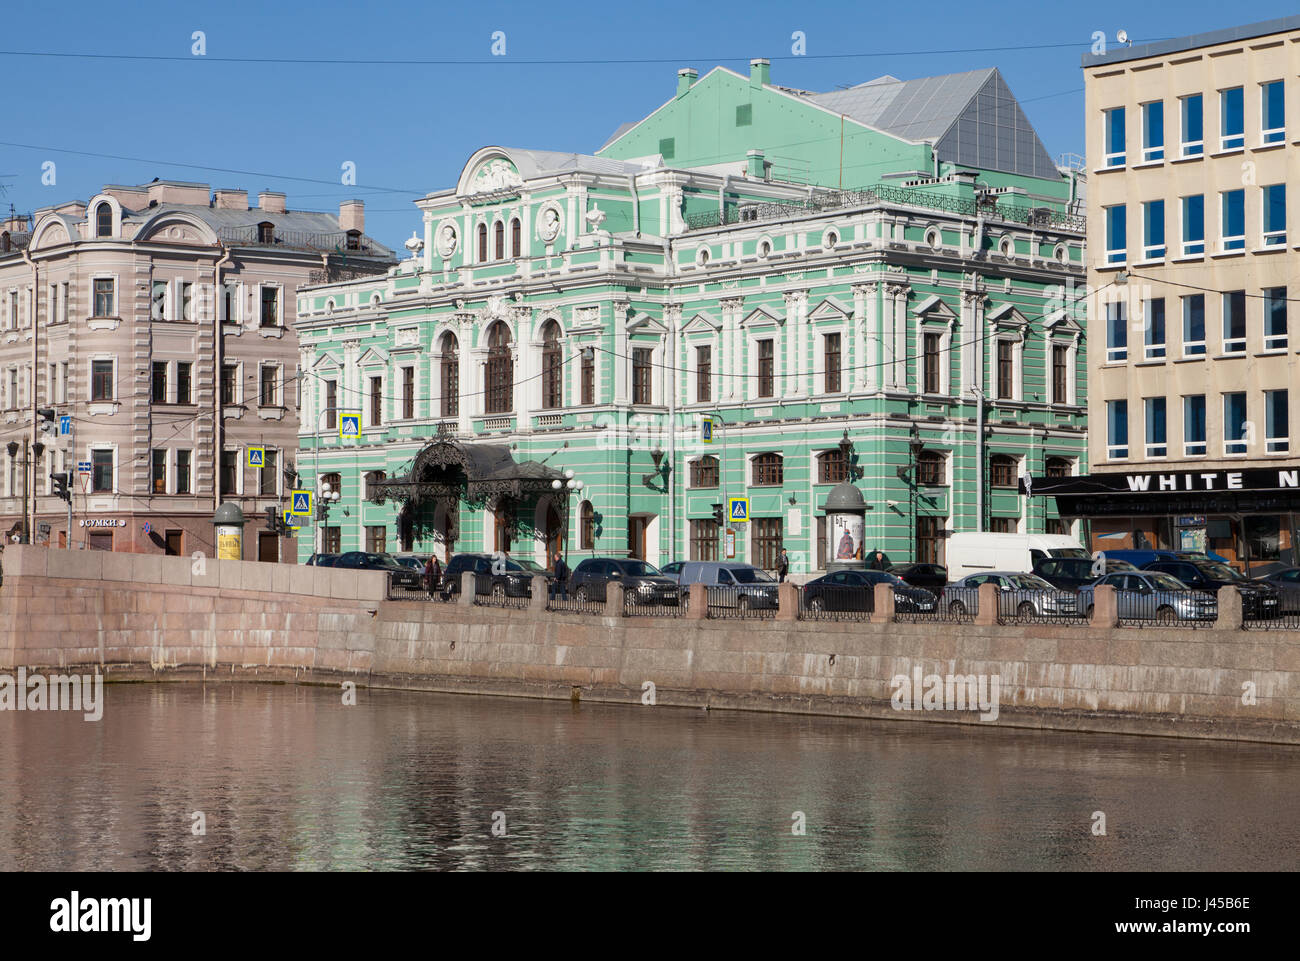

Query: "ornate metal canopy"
<box><xmin>368</xmin><ymin>438</ymin><xmax>569</xmax><ymax>507</ymax></box>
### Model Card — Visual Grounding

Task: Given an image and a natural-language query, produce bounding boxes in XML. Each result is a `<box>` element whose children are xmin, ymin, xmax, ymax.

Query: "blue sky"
<box><xmin>2</xmin><ymin>0</ymin><xmax>1297</xmax><ymax>250</ymax></box>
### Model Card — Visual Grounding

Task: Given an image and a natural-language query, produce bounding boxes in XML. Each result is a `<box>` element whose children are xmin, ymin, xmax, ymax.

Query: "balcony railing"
<box><xmin>217</xmin><ymin>226</ymin><xmax>392</xmax><ymax>257</ymax></box>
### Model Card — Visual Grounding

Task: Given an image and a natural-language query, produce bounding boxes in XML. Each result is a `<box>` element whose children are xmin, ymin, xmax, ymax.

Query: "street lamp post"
<box><xmin>907</xmin><ymin>423</ymin><xmax>924</xmax><ymax>562</ymax></box>
<box><xmin>317</xmin><ymin>480</ymin><xmax>341</xmax><ymax>553</ymax></box>
<box><xmin>550</xmin><ymin>470</ymin><xmax>584</xmax><ymax>567</ymax></box>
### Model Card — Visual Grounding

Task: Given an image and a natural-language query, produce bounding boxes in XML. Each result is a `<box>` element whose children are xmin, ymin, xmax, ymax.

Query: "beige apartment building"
<box><xmin>0</xmin><ymin>181</ymin><xmax>393</xmax><ymax>559</ymax></box>
<box><xmin>1031</xmin><ymin>16</ymin><xmax>1300</xmax><ymax>570</ymax></box>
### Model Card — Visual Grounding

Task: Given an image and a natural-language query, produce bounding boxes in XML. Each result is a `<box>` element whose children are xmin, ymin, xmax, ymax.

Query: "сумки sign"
<box><xmin>79</xmin><ymin>519</ymin><xmax>126</xmax><ymax>528</ymax></box>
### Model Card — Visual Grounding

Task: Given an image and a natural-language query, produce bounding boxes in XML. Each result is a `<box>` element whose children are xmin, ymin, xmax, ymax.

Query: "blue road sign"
<box><xmin>59</xmin><ymin>415</ymin><xmax>71</xmax><ymax>436</ymax></box>
<box><xmin>701</xmin><ymin>417</ymin><xmax>714</xmax><ymax>443</ymax></box>
<box><xmin>728</xmin><ymin>497</ymin><xmax>749</xmax><ymax>522</ymax></box>
<box><xmin>288</xmin><ymin>490</ymin><xmax>313</xmax><ymax>517</ymax></box>
<box><xmin>77</xmin><ymin>461</ymin><xmax>91</xmax><ymax>474</ymax></box>
<box><xmin>247</xmin><ymin>446</ymin><xmax>265</xmax><ymax>468</ymax></box>
<box><xmin>339</xmin><ymin>413</ymin><xmax>361</xmax><ymax>440</ymax></box>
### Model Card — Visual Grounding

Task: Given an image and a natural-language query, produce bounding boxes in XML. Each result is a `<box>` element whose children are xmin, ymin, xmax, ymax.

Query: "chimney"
<box><xmin>749</xmin><ymin>58</ymin><xmax>770</xmax><ymax>88</ymax></box>
<box><xmin>258</xmin><ymin>191</ymin><xmax>287</xmax><ymax>214</ymax></box>
<box><xmin>339</xmin><ymin>199</ymin><xmax>365</xmax><ymax>233</ymax></box>
<box><xmin>747</xmin><ymin>149</ymin><xmax>768</xmax><ymax>178</ymax></box>
<box><xmin>676</xmin><ymin>67</ymin><xmax>698</xmax><ymax>98</ymax></box>
<box><xmin>214</xmin><ymin>189</ymin><xmax>248</xmax><ymax>210</ymax></box>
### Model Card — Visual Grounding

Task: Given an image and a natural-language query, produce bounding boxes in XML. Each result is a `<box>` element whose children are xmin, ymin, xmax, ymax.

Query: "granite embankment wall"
<box><xmin>2</xmin><ymin>546</ymin><xmax>1299</xmax><ymax>743</ymax></box>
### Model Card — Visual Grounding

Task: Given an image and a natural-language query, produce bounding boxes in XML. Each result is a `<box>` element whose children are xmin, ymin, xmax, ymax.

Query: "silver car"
<box><xmin>1077</xmin><ymin>571</ymin><xmax>1218</xmax><ymax>624</ymax></box>
<box><xmin>948</xmin><ymin>571</ymin><xmax>1082</xmax><ymax>618</ymax></box>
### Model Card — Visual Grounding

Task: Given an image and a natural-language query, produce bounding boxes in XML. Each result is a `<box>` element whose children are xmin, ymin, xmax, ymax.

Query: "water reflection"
<box><xmin>1</xmin><ymin>684</ymin><xmax>1296</xmax><ymax>870</ymax></box>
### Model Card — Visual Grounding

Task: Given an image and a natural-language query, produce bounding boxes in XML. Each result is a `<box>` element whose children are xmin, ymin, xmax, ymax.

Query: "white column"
<box><xmin>892</xmin><ymin>285</ymin><xmax>908</xmax><ymax>389</ymax></box>
<box><xmin>514</xmin><ymin>306</ymin><xmax>535</xmax><ymax>427</ymax></box>
<box><xmin>862</xmin><ymin>283</ymin><xmax>879</xmax><ymax>392</ymax></box>
<box><xmin>422</xmin><ymin>211</ymin><xmax>434</xmax><ymax>273</ymax></box>
<box><xmin>612</xmin><ymin>301</ymin><xmax>630</xmax><ymax>405</ymax></box>
<box><xmin>457</xmin><ymin>318</ymin><xmax>474</xmax><ymax>431</ymax></box>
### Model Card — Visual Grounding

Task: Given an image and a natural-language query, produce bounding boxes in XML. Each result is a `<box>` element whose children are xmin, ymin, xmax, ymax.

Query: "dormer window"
<box><xmin>257</xmin><ymin>222</ymin><xmax>274</xmax><ymax>244</ymax></box>
<box><xmin>345</xmin><ymin>230</ymin><xmax>361</xmax><ymax>251</ymax></box>
<box><xmin>95</xmin><ymin>203</ymin><xmax>112</xmax><ymax>238</ymax></box>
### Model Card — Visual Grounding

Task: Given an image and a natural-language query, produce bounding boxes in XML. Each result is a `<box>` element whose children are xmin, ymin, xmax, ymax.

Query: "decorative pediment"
<box><xmin>1043</xmin><ymin>309</ymin><xmax>1083</xmax><ymax>336</ymax></box>
<box><xmin>808</xmin><ymin>296</ymin><xmax>849</xmax><ymax>320</ymax></box>
<box><xmin>133</xmin><ymin>210</ymin><xmax>218</xmax><ymax>246</ymax></box>
<box><xmin>741</xmin><ymin>305</ymin><xmax>783</xmax><ymax>328</ymax></box>
<box><xmin>912</xmin><ymin>294</ymin><xmax>957</xmax><ymax>320</ymax></box>
<box><xmin>312</xmin><ymin>351</ymin><xmax>342</xmax><ymax>371</ymax></box>
<box><xmin>357</xmin><ymin>347</ymin><xmax>390</xmax><ymax>367</ymax></box>
<box><xmin>987</xmin><ymin>303</ymin><xmax>1030</xmax><ymax>328</ymax></box>
<box><xmin>682</xmin><ymin>311</ymin><xmax>721</xmax><ymax>334</ymax></box>
<box><xmin>29</xmin><ymin>217</ymin><xmax>71</xmax><ymax>250</ymax></box>
<box><xmin>627</xmin><ymin>312</ymin><xmax>668</xmax><ymax>335</ymax></box>
<box><xmin>468</xmin><ymin>157</ymin><xmax>522</xmax><ymax>195</ymax></box>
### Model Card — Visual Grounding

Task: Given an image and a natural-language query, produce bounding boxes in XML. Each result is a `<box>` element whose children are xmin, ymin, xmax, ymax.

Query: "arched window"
<box><xmin>752</xmin><ymin>452</ymin><xmax>783</xmax><ymax>487</ymax></box>
<box><xmin>485</xmin><ymin>322</ymin><xmax>513</xmax><ymax>414</ymax></box>
<box><xmin>364</xmin><ymin>470</ymin><xmax>386</xmax><ymax>500</ymax></box>
<box><xmin>818</xmin><ymin>448</ymin><xmax>848</xmax><ymax>484</ymax></box>
<box><xmin>257</xmin><ymin>221</ymin><xmax>274</xmax><ymax>244</ymax></box>
<box><xmin>95</xmin><ymin>203</ymin><xmax>112</xmax><ymax>237</ymax></box>
<box><xmin>477</xmin><ymin>223</ymin><xmax>488</xmax><ymax>262</ymax></box>
<box><xmin>690</xmin><ymin>455</ymin><xmax>719</xmax><ymax>488</ymax></box>
<box><xmin>322</xmin><ymin>471</ymin><xmax>342</xmax><ymax>498</ymax></box>
<box><xmin>579</xmin><ymin>501</ymin><xmax>594</xmax><ymax>550</ymax></box>
<box><xmin>540</xmin><ymin>320</ymin><xmax>562</xmax><ymax>409</ymax></box>
<box><xmin>1045</xmin><ymin>456</ymin><xmax>1071</xmax><ymax>479</ymax></box>
<box><xmin>493</xmin><ymin>221</ymin><xmax>505</xmax><ymax>260</ymax></box>
<box><xmin>440</xmin><ymin>332</ymin><xmax>459</xmax><ymax>417</ymax></box>
<box><xmin>917</xmin><ymin>450</ymin><xmax>946</xmax><ymax>487</ymax></box>
<box><xmin>990</xmin><ymin>454</ymin><xmax>1018</xmax><ymax>488</ymax></box>
<box><xmin>510</xmin><ymin>218</ymin><xmax>521</xmax><ymax>258</ymax></box>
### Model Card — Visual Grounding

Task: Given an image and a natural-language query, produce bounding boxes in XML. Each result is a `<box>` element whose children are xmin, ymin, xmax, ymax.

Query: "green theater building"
<box><xmin>294</xmin><ymin>59</ymin><xmax>1088</xmax><ymax>575</ymax></box>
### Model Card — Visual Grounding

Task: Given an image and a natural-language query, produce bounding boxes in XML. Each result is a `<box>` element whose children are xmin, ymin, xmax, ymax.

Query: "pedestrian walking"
<box><xmin>777</xmin><ymin>548</ymin><xmax>790</xmax><ymax>583</ymax></box>
<box><xmin>424</xmin><ymin>554</ymin><xmax>442</xmax><ymax>597</ymax></box>
<box><xmin>869</xmin><ymin>548</ymin><xmax>888</xmax><ymax>571</ymax></box>
<box><xmin>552</xmin><ymin>550</ymin><xmax>569</xmax><ymax>599</ymax></box>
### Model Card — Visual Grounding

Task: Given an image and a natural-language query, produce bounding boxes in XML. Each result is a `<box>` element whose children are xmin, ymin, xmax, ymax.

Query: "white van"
<box><xmin>945</xmin><ymin>533</ymin><xmax>1088</xmax><ymax>580</ymax></box>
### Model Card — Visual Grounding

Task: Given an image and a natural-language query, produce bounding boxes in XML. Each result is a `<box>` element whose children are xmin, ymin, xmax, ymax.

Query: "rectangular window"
<box><xmin>1144</xmin><ymin>397</ymin><xmax>1167</xmax><ymax>458</ymax></box>
<box><xmin>59</xmin><ymin>362</ymin><xmax>67</xmax><ymax>403</ymax></box>
<box><xmin>323</xmin><ymin>527</ymin><xmax>341</xmax><ymax>554</ymax></box>
<box><xmin>1107</xmin><ymin>399</ymin><xmax>1129</xmax><ymax>459</ymax></box>
<box><xmin>221</xmin><ymin>365</ymin><xmax>238</xmax><ymax>405</ymax></box>
<box><xmin>1106</xmin><ymin>302</ymin><xmax>1127</xmax><ymax>362</ymax></box>
<box><xmin>365</xmin><ymin>525</ymin><xmax>387</xmax><ymax>553</ymax></box>
<box><xmin>917</xmin><ymin>516</ymin><xmax>944</xmax><ymax>565</ymax></box>
<box><xmin>220</xmin><ymin>450</ymin><xmax>237</xmax><ymax>495</ymax></box>
<box><xmin>151</xmin><ymin>281</ymin><xmax>167</xmax><ymax>321</ymax></box>
<box><xmin>369</xmin><ymin>376</ymin><xmax>382</xmax><ymax>427</ymax></box>
<box><xmin>402</xmin><ymin>367</ymin><xmax>415</xmax><ymax>419</ymax></box>
<box><xmin>1264</xmin><ymin>287</ymin><xmax>1288</xmax><ymax>351</ymax></box>
<box><xmin>1262</xmin><ymin>80</ymin><xmax>1285</xmax><ymax>144</ymax></box>
<box><xmin>1263</xmin><ymin>183</ymin><xmax>1286</xmax><ymax>246</ymax></box>
<box><xmin>181</xmin><ymin>282</ymin><xmax>194</xmax><ymax>322</ymax></box>
<box><xmin>1224</xmin><ymin>392</ymin><xmax>1248</xmax><ymax>455</ymax></box>
<box><xmin>1104</xmin><ymin>107</ymin><xmax>1126</xmax><ymax>166</ymax></box>
<box><xmin>1181</xmin><ymin>94</ymin><xmax>1203</xmax><ymax>156</ymax></box>
<box><xmin>260</xmin><ymin>286</ymin><xmax>278</xmax><ymax>327</ymax></box>
<box><xmin>690</xmin><ymin>519</ymin><xmax>719</xmax><ymax>561</ymax></box>
<box><xmin>175</xmin><ymin>449</ymin><xmax>192</xmax><ymax>494</ymax></box>
<box><xmin>751</xmin><ymin>517</ymin><xmax>783</xmax><ymax>571</ymax></box>
<box><xmin>695</xmin><ymin>345</ymin><xmax>711</xmax><ymax>403</ymax></box>
<box><xmin>59</xmin><ymin>283</ymin><xmax>68</xmax><ymax>324</ymax></box>
<box><xmin>1182</xmin><ymin>295</ymin><xmax>1206</xmax><ymax>356</ymax></box>
<box><xmin>91</xmin><ymin>360</ymin><xmax>113</xmax><ymax>401</ymax></box>
<box><xmin>1181</xmin><ymin>194</ymin><xmax>1205</xmax><ymax>256</ymax></box>
<box><xmin>1266</xmin><ymin>389</ymin><xmax>1289</xmax><ymax>453</ymax></box>
<box><xmin>1143</xmin><ymin>299</ymin><xmax>1166</xmax><ymax>360</ymax></box>
<box><xmin>325</xmin><ymin>380</ymin><xmax>337</xmax><ymax>429</ymax></box>
<box><xmin>1221</xmin><ymin>190</ymin><xmax>1245</xmax><ymax>251</ymax></box>
<box><xmin>757</xmin><ymin>339</ymin><xmax>774</xmax><ymax>398</ymax></box>
<box><xmin>690</xmin><ymin>456</ymin><xmax>719</xmax><ymax>488</ymax></box>
<box><xmin>260</xmin><ymin>449</ymin><xmax>278</xmax><ymax>496</ymax></box>
<box><xmin>1052</xmin><ymin>344</ymin><xmax>1068</xmax><ymax>403</ymax></box>
<box><xmin>1220</xmin><ymin>86</ymin><xmax>1244</xmax><ymax>150</ymax></box>
<box><xmin>1184</xmin><ymin>395</ymin><xmax>1207</xmax><ymax>457</ymax></box>
<box><xmin>988</xmin><ymin>517</ymin><xmax>1017</xmax><ymax>535</ymax></box>
<box><xmin>151</xmin><ymin>449</ymin><xmax>167</xmax><ymax>493</ymax></box>
<box><xmin>91</xmin><ymin>449</ymin><xmax>113</xmax><ymax>493</ymax></box>
<box><xmin>259</xmin><ymin>364</ymin><xmax>277</xmax><ymax>407</ymax></box>
<box><xmin>443</xmin><ymin>356</ymin><xmax>461</xmax><ymax>416</ymax></box>
<box><xmin>923</xmin><ymin>332</ymin><xmax>941</xmax><ymax>394</ymax></box>
<box><xmin>996</xmin><ymin>340</ymin><xmax>1013</xmax><ymax>399</ymax></box>
<box><xmin>1222</xmin><ymin>291</ymin><xmax>1246</xmax><ymax>354</ymax></box>
<box><xmin>1141</xmin><ymin>200</ymin><xmax>1165</xmax><ymax>260</ymax></box>
<box><xmin>1141</xmin><ymin>101</ymin><xmax>1164</xmax><ymax>161</ymax></box>
<box><xmin>222</xmin><ymin>282</ymin><xmax>238</xmax><ymax>324</ymax></box>
<box><xmin>176</xmin><ymin>362</ymin><xmax>191</xmax><ymax>405</ymax></box>
<box><xmin>632</xmin><ymin>348</ymin><xmax>652</xmax><ymax>405</ymax></box>
<box><xmin>93</xmin><ymin>278</ymin><xmax>114</xmax><ymax>318</ymax></box>
<box><xmin>824</xmin><ymin>332</ymin><xmax>841</xmax><ymax>393</ymax></box>
<box><xmin>1105</xmin><ymin>204</ymin><xmax>1126</xmax><ymax>264</ymax></box>
<box><xmin>151</xmin><ymin>361</ymin><xmax>167</xmax><ymax>403</ymax></box>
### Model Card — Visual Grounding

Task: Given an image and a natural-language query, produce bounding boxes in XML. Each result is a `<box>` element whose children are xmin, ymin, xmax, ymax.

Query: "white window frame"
<box><xmin>1220</xmin><ymin>86</ymin><xmax>1245</xmax><ymax>151</ymax></box>
<box><xmin>1103</xmin><ymin>107</ymin><xmax>1126</xmax><ymax>167</ymax></box>
<box><xmin>1143</xmin><ymin>397</ymin><xmax>1168</xmax><ymax>459</ymax></box>
<box><xmin>1141</xmin><ymin>200</ymin><xmax>1166</xmax><ymax>261</ymax></box>
<box><xmin>1180</xmin><ymin>94</ymin><xmax>1203</xmax><ymax>157</ymax></box>
<box><xmin>90</xmin><ymin>274</ymin><xmax>117</xmax><ymax>318</ymax></box>
<box><xmin>1262</xmin><ymin>183</ymin><xmax>1287</xmax><ymax>247</ymax></box>
<box><xmin>1105</xmin><ymin>301</ymin><xmax>1128</xmax><ymax>363</ymax></box>
<box><xmin>1220</xmin><ymin>189</ymin><xmax>1245</xmax><ymax>253</ymax></box>
<box><xmin>1106</xmin><ymin>400</ymin><xmax>1129</xmax><ymax>460</ymax></box>
<box><xmin>1180</xmin><ymin>195</ymin><xmax>1205</xmax><ymax>257</ymax></box>
<box><xmin>1266</xmin><ymin>389</ymin><xmax>1289</xmax><ymax>454</ymax></box>
<box><xmin>258</xmin><ymin>362</ymin><xmax>282</xmax><ymax>408</ymax></box>
<box><xmin>1261</xmin><ymin>80</ymin><xmax>1286</xmax><ymax>145</ymax></box>
<box><xmin>1141</xmin><ymin>100</ymin><xmax>1164</xmax><ymax>162</ymax></box>
<box><xmin>1143</xmin><ymin>299</ymin><xmax>1166</xmax><ymax>360</ymax></box>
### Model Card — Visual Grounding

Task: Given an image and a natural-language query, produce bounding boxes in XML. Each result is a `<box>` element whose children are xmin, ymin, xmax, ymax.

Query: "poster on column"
<box><xmin>828</xmin><ymin>512</ymin><xmax>864</xmax><ymax>562</ymax></box>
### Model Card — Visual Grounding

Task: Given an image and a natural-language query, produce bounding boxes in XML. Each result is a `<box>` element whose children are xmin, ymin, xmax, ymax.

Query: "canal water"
<box><xmin>1</xmin><ymin>683</ymin><xmax>1297</xmax><ymax>871</ymax></box>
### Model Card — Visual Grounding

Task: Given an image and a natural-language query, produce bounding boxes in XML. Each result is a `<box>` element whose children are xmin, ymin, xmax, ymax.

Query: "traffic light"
<box><xmin>711</xmin><ymin>503</ymin><xmax>725</xmax><ymax>525</ymax></box>
<box><xmin>50</xmin><ymin>472</ymin><xmax>71</xmax><ymax>504</ymax></box>
<box><xmin>36</xmin><ymin>407</ymin><xmax>56</xmax><ymax>438</ymax></box>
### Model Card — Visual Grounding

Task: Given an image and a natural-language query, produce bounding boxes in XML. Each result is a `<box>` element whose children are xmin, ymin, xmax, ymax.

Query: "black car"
<box><xmin>1251</xmin><ymin>566</ymin><xmax>1300</xmax><ymax>613</ymax></box>
<box><xmin>1032</xmin><ymin>556</ymin><xmax>1137</xmax><ymax>591</ymax></box>
<box><xmin>439</xmin><ymin>553</ymin><xmax>552</xmax><ymax>600</ymax></box>
<box><xmin>887</xmin><ymin>563</ymin><xmax>948</xmax><ymax>591</ymax></box>
<box><xmin>334</xmin><ymin>551</ymin><xmax>421</xmax><ymax>589</ymax></box>
<box><xmin>569</xmin><ymin>558</ymin><xmax>679</xmax><ymax>607</ymax></box>
<box><xmin>803</xmin><ymin>569</ymin><xmax>936</xmax><ymax>613</ymax></box>
<box><xmin>1142</xmin><ymin>559</ymin><xmax>1279</xmax><ymax>619</ymax></box>
<box><xmin>306</xmin><ymin>553</ymin><xmax>339</xmax><ymax>567</ymax></box>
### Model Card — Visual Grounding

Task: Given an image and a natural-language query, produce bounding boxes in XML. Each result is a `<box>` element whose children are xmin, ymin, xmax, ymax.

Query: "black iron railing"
<box><xmin>1113</xmin><ymin>590</ymin><xmax>1218</xmax><ymax>629</ymax></box>
<box><xmin>546</xmin><ymin>591</ymin><xmax>605</xmax><ymax>615</ymax></box>
<box><xmin>705</xmin><ymin>585</ymin><xmax>779</xmax><ymax>619</ymax></box>
<box><xmin>897</xmin><ymin>586</ymin><xmax>978</xmax><ymax>623</ymax></box>
<box><xmin>797</xmin><ymin>585</ymin><xmax>873</xmax><ymax>621</ymax></box>
<box><xmin>996</xmin><ymin>590</ymin><xmax>1090</xmax><ymax>626</ymax></box>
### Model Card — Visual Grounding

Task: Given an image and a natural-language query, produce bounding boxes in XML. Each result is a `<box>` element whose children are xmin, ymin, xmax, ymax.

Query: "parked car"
<box><xmin>659</xmin><ymin>561</ymin><xmax>685</xmax><ymax>578</ymax></box>
<box><xmin>569</xmin><ymin>558</ymin><xmax>679</xmax><ymax>607</ymax></box>
<box><xmin>1174</xmin><ymin>549</ymin><xmax>1231</xmax><ymax>566</ymax></box>
<box><xmin>802</xmin><ymin>569</ymin><xmax>936</xmax><ymax>613</ymax></box>
<box><xmin>1078</xmin><ymin>571</ymin><xmax>1218</xmax><ymax>624</ymax></box>
<box><xmin>674</xmin><ymin>561</ymin><xmax>779</xmax><ymax>610</ymax></box>
<box><xmin>947</xmin><ymin>571</ymin><xmax>1082</xmax><ymax>618</ymax></box>
<box><xmin>305</xmin><ymin>553</ymin><xmax>339</xmax><ymax>567</ymax></box>
<box><xmin>1141</xmin><ymin>559</ymin><xmax>1279</xmax><ymax>619</ymax></box>
<box><xmin>1032</xmin><ymin>556</ymin><xmax>1137</xmax><ymax>591</ymax></box>
<box><xmin>945</xmin><ymin>533</ymin><xmax>1088</xmax><ymax>579</ymax></box>
<box><xmin>1251</xmin><ymin>566</ymin><xmax>1300</xmax><ymax>613</ymax></box>
<box><xmin>439</xmin><ymin>553</ymin><xmax>553</xmax><ymax>600</ymax></box>
<box><xmin>1090</xmin><ymin>548</ymin><xmax>1182</xmax><ymax>569</ymax></box>
<box><xmin>334</xmin><ymin>551</ymin><xmax>422</xmax><ymax>589</ymax></box>
<box><xmin>887</xmin><ymin>562</ymin><xmax>948</xmax><ymax>591</ymax></box>
<box><xmin>390</xmin><ymin>553</ymin><xmax>430</xmax><ymax>572</ymax></box>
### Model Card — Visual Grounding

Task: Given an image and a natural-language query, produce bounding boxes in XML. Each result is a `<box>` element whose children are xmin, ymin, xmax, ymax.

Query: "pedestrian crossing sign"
<box><xmin>288</xmin><ymin>489</ymin><xmax>313</xmax><ymax>517</ymax></box>
<box><xmin>339</xmin><ymin>413</ymin><xmax>361</xmax><ymax>440</ymax></box>
<box><xmin>247</xmin><ymin>446</ymin><xmax>265</xmax><ymax>468</ymax></box>
<box><xmin>701</xmin><ymin>417</ymin><xmax>714</xmax><ymax>443</ymax></box>
<box><xmin>728</xmin><ymin>497</ymin><xmax>749</xmax><ymax>523</ymax></box>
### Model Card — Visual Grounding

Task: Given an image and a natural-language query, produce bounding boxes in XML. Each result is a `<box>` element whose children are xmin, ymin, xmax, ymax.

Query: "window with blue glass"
<box><xmin>1104</xmin><ymin>107</ymin><xmax>1126</xmax><ymax>166</ymax></box>
<box><xmin>1266</xmin><ymin>389</ymin><xmax>1289</xmax><ymax>453</ymax></box>
<box><xmin>1263</xmin><ymin>184</ymin><xmax>1286</xmax><ymax>245</ymax></box>
<box><xmin>1221</xmin><ymin>189</ymin><xmax>1244</xmax><ymax>250</ymax></box>
<box><xmin>1183</xmin><ymin>394</ymin><xmax>1207</xmax><ymax>456</ymax></box>
<box><xmin>1182</xmin><ymin>294</ymin><xmax>1206</xmax><ymax>357</ymax></box>
<box><xmin>1107</xmin><ymin>400</ymin><xmax>1129</xmax><ymax>459</ymax></box>
<box><xmin>1144</xmin><ymin>298</ymin><xmax>1166</xmax><ymax>359</ymax></box>
<box><xmin>1222</xmin><ymin>290</ymin><xmax>1246</xmax><ymax>353</ymax></box>
<box><xmin>1262</xmin><ymin>81</ymin><xmax>1285</xmax><ymax>144</ymax></box>
<box><xmin>1181</xmin><ymin>94</ymin><xmax>1203</xmax><ymax>156</ymax></box>
<box><xmin>1145</xmin><ymin>397</ymin><xmax>1167</xmax><ymax>458</ymax></box>
<box><xmin>1223</xmin><ymin>392</ymin><xmax>1248</xmax><ymax>455</ymax></box>
<box><xmin>1264</xmin><ymin>287</ymin><xmax>1287</xmax><ymax>351</ymax></box>
<box><xmin>1106</xmin><ymin>301</ymin><xmax>1128</xmax><ymax>362</ymax></box>
<box><xmin>1106</xmin><ymin>204</ymin><xmax>1126</xmax><ymax>264</ymax></box>
<box><xmin>1220</xmin><ymin>87</ymin><xmax>1244</xmax><ymax>150</ymax></box>
<box><xmin>1181</xmin><ymin>194</ymin><xmax>1204</xmax><ymax>255</ymax></box>
<box><xmin>1141</xmin><ymin>101</ymin><xmax>1164</xmax><ymax>161</ymax></box>
<box><xmin>1142</xmin><ymin>200</ymin><xmax>1165</xmax><ymax>259</ymax></box>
